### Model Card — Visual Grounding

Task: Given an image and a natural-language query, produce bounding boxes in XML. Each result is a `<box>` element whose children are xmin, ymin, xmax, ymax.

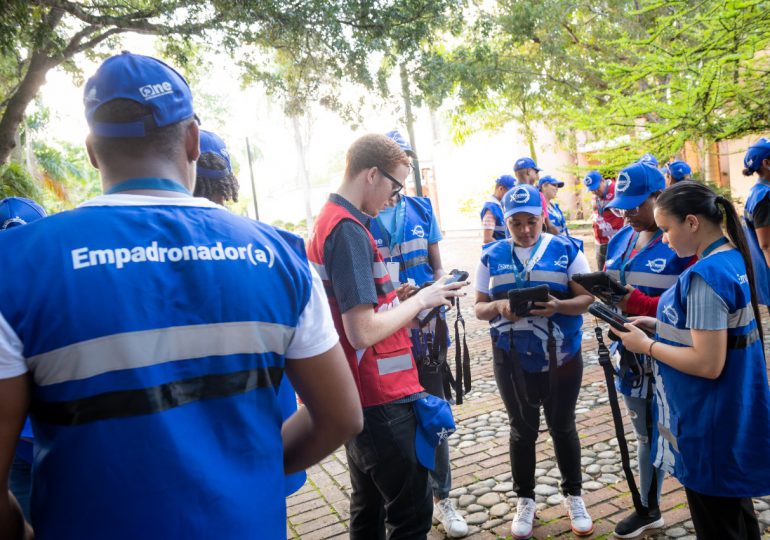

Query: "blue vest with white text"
<box><xmin>744</xmin><ymin>180</ymin><xmax>770</xmax><ymax>305</ymax></box>
<box><xmin>0</xmin><ymin>203</ymin><xmax>313</xmax><ymax>539</ymax></box>
<box><xmin>547</xmin><ymin>202</ymin><xmax>568</xmax><ymax>235</ymax></box>
<box><xmin>652</xmin><ymin>249</ymin><xmax>770</xmax><ymax>497</ymax></box>
<box><xmin>481</xmin><ymin>197</ymin><xmax>507</xmax><ymax>241</ymax></box>
<box><xmin>481</xmin><ymin>234</ymin><xmax>583</xmax><ymax>372</ymax></box>
<box><xmin>605</xmin><ymin>225</ymin><xmax>692</xmax><ymax>397</ymax></box>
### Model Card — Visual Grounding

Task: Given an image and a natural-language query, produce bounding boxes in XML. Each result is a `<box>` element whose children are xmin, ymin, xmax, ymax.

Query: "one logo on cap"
<box><xmin>662</xmin><ymin>304</ymin><xmax>678</xmax><ymax>325</ymax></box>
<box><xmin>139</xmin><ymin>81</ymin><xmax>173</xmax><ymax>100</ymax></box>
<box><xmin>554</xmin><ymin>255</ymin><xmax>569</xmax><ymax>268</ymax></box>
<box><xmin>646</xmin><ymin>258</ymin><xmax>666</xmax><ymax>273</ymax></box>
<box><xmin>411</xmin><ymin>225</ymin><xmax>425</xmax><ymax>238</ymax></box>
<box><xmin>583</xmin><ymin>176</ymin><xmax>594</xmax><ymax>187</ymax></box>
<box><xmin>748</xmin><ymin>158</ymin><xmax>754</xmax><ymax>167</ymax></box>
<box><xmin>516</xmin><ymin>159</ymin><xmax>526</xmax><ymax>167</ymax></box>
<box><xmin>1</xmin><ymin>217</ymin><xmax>26</xmax><ymax>229</ymax></box>
<box><xmin>437</xmin><ymin>426</ymin><xmax>454</xmax><ymax>443</ymax></box>
<box><xmin>511</xmin><ymin>186</ymin><xmax>530</xmax><ymax>204</ymax></box>
<box><xmin>616</xmin><ymin>171</ymin><xmax>631</xmax><ymax>192</ymax></box>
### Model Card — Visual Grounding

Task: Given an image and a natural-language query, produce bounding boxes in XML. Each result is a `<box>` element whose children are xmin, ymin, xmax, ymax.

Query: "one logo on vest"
<box><xmin>738</xmin><ymin>273</ymin><xmax>748</xmax><ymax>284</ymax></box>
<box><xmin>497</xmin><ymin>263</ymin><xmax>514</xmax><ymax>271</ymax></box>
<box><xmin>554</xmin><ymin>255</ymin><xmax>569</xmax><ymax>268</ymax></box>
<box><xmin>411</xmin><ymin>225</ymin><xmax>425</xmax><ymax>238</ymax></box>
<box><xmin>139</xmin><ymin>82</ymin><xmax>174</xmax><ymax>100</ymax></box>
<box><xmin>511</xmin><ymin>186</ymin><xmax>530</xmax><ymax>204</ymax></box>
<box><xmin>376</xmin><ymin>238</ymin><xmax>383</xmax><ymax>246</ymax></box>
<box><xmin>616</xmin><ymin>172</ymin><xmax>631</xmax><ymax>193</ymax></box>
<box><xmin>646</xmin><ymin>258</ymin><xmax>666</xmax><ymax>273</ymax></box>
<box><xmin>662</xmin><ymin>304</ymin><xmax>679</xmax><ymax>325</ymax></box>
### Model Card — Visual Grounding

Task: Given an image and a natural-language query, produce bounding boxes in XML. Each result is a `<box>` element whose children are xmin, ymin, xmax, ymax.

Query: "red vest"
<box><xmin>307</xmin><ymin>199</ymin><xmax>423</xmax><ymax>407</ymax></box>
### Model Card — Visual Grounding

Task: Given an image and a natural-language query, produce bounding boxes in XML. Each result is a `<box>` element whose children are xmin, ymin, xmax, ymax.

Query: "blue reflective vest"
<box><xmin>605</xmin><ymin>225</ymin><xmax>692</xmax><ymax>397</ymax></box>
<box><xmin>547</xmin><ymin>202</ymin><xmax>568</xmax><ymax>235</ymax></box>
<box><xmin>652</xmin><ymin>249</ymin><xmax>770</xmax><ymax>497</ymax></box>
<box><xmin>744</xmin><ymin>180</ymin><xmax>770</xmax><ymax>305</ymax></box>
<box><xmin>480</xmin><ymin>196</ymin><xmax>507</xmax><ymax>241</ymax></box>
<box><xmin>0</xmin><ymin>201</ymin><xmax>313</xmax><ymax>539</ymax></box>
<box><xmin>481</xmin><ymin>234</ymin><xmax>583</xmax><ymax>372</ymax></box>
<box><xmin>371</xmin><ymin>196</ymin><xmax>435</xmax><ymax>287</ymax></box>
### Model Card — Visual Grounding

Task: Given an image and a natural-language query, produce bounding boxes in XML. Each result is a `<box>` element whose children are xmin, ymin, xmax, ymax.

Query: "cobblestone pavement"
<box><xmin>287</xmin><ymin>230</ymin><xmax>770</xmax><ymax>539</ymax></box>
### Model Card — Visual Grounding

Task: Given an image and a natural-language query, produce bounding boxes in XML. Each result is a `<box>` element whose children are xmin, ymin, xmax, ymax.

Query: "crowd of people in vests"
<box><xmin>0</xmin><ymin>51</ymin><xmax>769</xmax><ymax>540</ymax></box>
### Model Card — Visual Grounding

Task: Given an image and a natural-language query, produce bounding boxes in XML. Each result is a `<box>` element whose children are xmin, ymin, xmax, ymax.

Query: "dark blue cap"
<box><xmin>744</xmin><ymin>138</ymin><xmax>770</xmax><ymax>174</ymax></box>
<box><xmin>514</xmin><ymin>157</ymin><xmax>541</xmax><ymax>172</ymax></box>
<box><xmin>583</xmin><ymin>170</ymin><xmax>603</xmax><ymax>191</ymax></box>
<box><xmin>414</xmin><ymin>396</ymin><xmax>456</xmax><ymax>471</ymax></box>
<box><xmin>538</xmin><ymin>175</ymin><xmax>564</xmax><ymax>188</ymax></box>
<box><xmin>197</xmin><ymin>130</ymin><xmax>232</xmax><ymax>180</ymax></box>
<box><xmin>667</xmin><ymin>160</ymin><xmax>692</xmax><ymax>181</ymax></box>
<box><xmin>503</xmin><ymin>184</ymin><xmax>543</xmax><ymax>219</ymax></box>
<box><xmin>385</xmin><ymin>130</ymin><xmax>416</xmax><ymax>157</ymax></box>
<box><xmin>84</xmin><ymin>52</ymin><xmax>195</xmax><ymax>137</ymax></box>
<box><xmin>0</xmin><ymin>197</ymin><xmax>46</xmax><ymax>230</ymax></box>
<box><xmin>607</xmin><ymin>162</ymin><xmax>665</xmax><ymax>210</ymax></box>
<box><xmin>495</xmin><ymin>174</ymin><xmax>516</xmax><ymax>190</ymax></box>
<box><xmin>638</xmin><ymin>153</ymin><xmax>659</xmax><ymax>168</ymax></box>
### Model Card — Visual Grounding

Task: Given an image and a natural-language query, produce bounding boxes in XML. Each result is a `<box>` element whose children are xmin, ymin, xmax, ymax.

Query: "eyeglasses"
<box><xmin>611</xmin><ymin>206</ymin><xmax>640</xmax><ymax>218</ymax></box>
<box><xmin>378</xmin><ymin>168</ymin><xmax>404</xmax><ymax>196</ymax></box>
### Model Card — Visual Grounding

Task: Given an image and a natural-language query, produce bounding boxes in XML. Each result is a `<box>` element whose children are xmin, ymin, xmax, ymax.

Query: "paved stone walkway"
<box><xmin>287</xmin><ymin>231</ymin><xmax>770</xmax><ymax>539</ymax></box>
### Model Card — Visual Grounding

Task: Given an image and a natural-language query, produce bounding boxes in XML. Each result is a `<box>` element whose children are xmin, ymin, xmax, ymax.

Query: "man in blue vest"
<box><xmin>481</xmin><ymin>174</ymin><xmax>515</xmax><ymax>243</ymax></box>
<box><xmin>0</xmin><ymin>52</ymin><xmax>363</xmax><ymax>540</ymax></box>
<box><xmin>372</xmin><ymin>130</ymin><xmax>469</xmax><ymax>538</ymax></box>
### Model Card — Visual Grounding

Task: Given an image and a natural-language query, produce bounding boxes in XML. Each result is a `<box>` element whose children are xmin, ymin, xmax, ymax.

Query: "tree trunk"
<box><xmin>0</xmin><ymin>52</ymin><xmax>55</xmax><ymax>164</ymax></box>
<box><xmin>291</xmin><ymin>112</ymin><xmax>314</xmax><ymax>235</ymax></box>
<box><xmin>400</xmin><ymin>63</ymin><xmax>423</xmax><ymax>196</ymax></box>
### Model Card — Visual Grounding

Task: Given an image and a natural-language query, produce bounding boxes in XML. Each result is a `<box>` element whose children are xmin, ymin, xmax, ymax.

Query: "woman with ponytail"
<box><xmin>742</xmin><ymin>138</ymin><xmax>770</xmax><ymax>312</ymax></box>
<box><xmin>613</xmin><ymin>182</ymin><xmax>770</xmax><ymax>540</ymax></box>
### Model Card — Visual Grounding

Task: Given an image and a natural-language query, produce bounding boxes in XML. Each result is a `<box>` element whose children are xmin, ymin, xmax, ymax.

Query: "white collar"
<box><xmin>79</xmin><ymin>194</ymin><xmax>223</xmax><ymax>209</ymax></box>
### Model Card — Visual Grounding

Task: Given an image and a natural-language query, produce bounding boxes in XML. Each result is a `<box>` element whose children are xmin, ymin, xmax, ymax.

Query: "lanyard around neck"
<box><xmin>702</xmin><ymin>236</ymin><xmax>729</xmax><ymax>258</ymax></box>
<box><xmin>106</xmin><ymin>178</ymin><xmax>191</xmax><ymax>195</ymax></box>
<box><xmin>510</xmin><ymin>234</ymin><xmax>545</xmax><ymax>289</ymax></box>
<box><xmin>618</xmin><ymin>228</ymin><xmax>663</xmax><ymax>285</ymax></box>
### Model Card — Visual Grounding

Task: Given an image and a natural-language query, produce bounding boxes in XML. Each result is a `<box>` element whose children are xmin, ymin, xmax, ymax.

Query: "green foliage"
<box><xmin>0</xmin><ymin>161</ymin><xmax>40</xmax><ymax>199</ymax></box>
<box><xmin>32</xmin><ymin>140</ymin><xmax>101</xmax><ymax>212</ymax></box>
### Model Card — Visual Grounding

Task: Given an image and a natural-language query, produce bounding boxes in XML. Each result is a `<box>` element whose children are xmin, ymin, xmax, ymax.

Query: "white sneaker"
<box><xmin>434</xmin><ymin>498</ymin><xmax>468</xmax><ymax>538</ymax></box>
<box><xmin>564</xmin><ymin>495</ymin><xmax>594</xmax><ymax>536</ymax></box>
<box><xmin>511</xmin><ymin>497</ymin><xmax>537</xmax><ymax>539</ymax></box>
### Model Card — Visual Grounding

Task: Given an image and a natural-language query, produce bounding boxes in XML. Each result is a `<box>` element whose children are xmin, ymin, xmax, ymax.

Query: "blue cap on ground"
<box><xmin>514</xmin><ymin>157</ymin><xmax>541</xmax><ymax>172</ymax></box>
<box><xmin>0</xmin><ymin>197</ymin><xmax>46</xmax><ymax>230</ymax></box>
<box><xmin>385</xmin><ymin>130</ymin><xmax>416</xmax><ymax>157</ymax></box>
<box><xmin>638</xmin><ymin>153</ymin><xmax>659</xmax><ymax>168</ymax></box>
<box><xmin>84</xmin><ymin>51</ymin><xmax>195</xmax><ymax>138</ymax></box>
<box><xmin>667</xmin><ymin>160</ymin><xmax>692</xmax><ymax>181</ymax></box>
<box><xmin>607</xmin><ymin>162</ymin><xmax>665</xmax><ymax>210</ymax></box>
<box><xmin>503</xmin><ymin>184</ymin><xmax>543</xmax><ymax>219</ymax></box>
<box><xmin>414</xmin><ymin>395</ymin><xmax>456</xmax><ymax>471</ymax></box>
<box><xmin>538</xmin><ymin>175</ymin><xmax>564</xmax><ymax>188</ymax></box>
<box><xmin>197</xmin><ymin>130</ymin><xmax>232</xmax><ymax>180</ymax></box>
<box><xmin>744</xmin><ymin>138</ymin><xmax>770</xmax><ymax>174</ymax></box>
<box><xmin>583</xmin><ymin>170</ymin><xmax>603</xmax><ymax>191</ymax></box>
<box><xmin>495</xmin><ymin>174</ymin><xmax>516</xmax><ymax>190</ymax></box>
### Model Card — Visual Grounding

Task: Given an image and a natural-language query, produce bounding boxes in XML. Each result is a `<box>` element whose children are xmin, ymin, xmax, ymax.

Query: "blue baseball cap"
<box><xmin>514</xmin><ymin>157</ymin><xmax>541</xmax><ymax>172</ymax></box>
<box><xmin>495</xmin><ymin>174</ymin><xmax>516</xmax><ymax>190</ymax></box>
<box><xmin>583</xmin><ymin>170</ymin><xmax>603</xmax><ymax>191</ymax></box>
<box><xmin>385</xmin><ymin>130</ymin><xmax>416</xmax><ymax>157</ymax></box>
<box><xmin>84</xmin><ymin>51</ymin><xmax>195</xmax><ymax>138</ymax></box>
<box><xmin>607</xmin><ymin>162</ymin><xmax>665</xmax><ymax>210</ymax></box>
<box><xmin>0</xmin><ymin>197</ymin><xmax>46</xmax><ymax>230</ymax></box>
<box><xmin>414</xmin><ymin>395</ymin><xmax>456</xmax><ymax>471</ymax></box>
<box><xmin>638</xmin><ymin>153</ymin><xmax>659</xmax><ymax>168</ymax></box>
<box><xmin>503</xmin><ymin>184</ymin><xmax>543</xmax><ymax>219</ymax></box>
<box><xmin>538</xmin><ymin>175</ymin><xmax>564</xmax><ymax>188</ymax></box>
<box><xmin>744</xmin><ymin>138</ymin><xmax>770</xmax><ymax>174</ymax></box>
<box><xmin>197</xmin><ymin>130</ymin><xmax>232</xmax><ymax>179</ymax></box>
<box><xmin>667</xmin><ymin>160</ymin><xmax>692</xmax><ymax>181</ymax></box>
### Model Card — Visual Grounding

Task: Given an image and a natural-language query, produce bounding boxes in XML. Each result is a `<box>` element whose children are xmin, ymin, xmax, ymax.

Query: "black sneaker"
<box><xmin>613</xmin><ymin>509</ymin><xmax>664</xmax><ymax>538</ymax></box>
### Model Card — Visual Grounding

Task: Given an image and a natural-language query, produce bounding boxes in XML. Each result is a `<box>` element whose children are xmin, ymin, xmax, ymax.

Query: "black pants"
<box><xmin>684</xmin><ymin>488</ymin><xmax>761</xmax><ymax>540</ymax></box>
<box><xmin>493</xmin><ymin>345</ymin><xmax>584</xmax><ymax>499</ymax></box>
<box><xmin>346</xmin><ymin>401</ymin><xmax>432</xmax><ymax>540</ymax></box>
<box><xmin>596</xmin><ymin>242</ymin><xmax>608</xmax><ymax>271</ymax></box>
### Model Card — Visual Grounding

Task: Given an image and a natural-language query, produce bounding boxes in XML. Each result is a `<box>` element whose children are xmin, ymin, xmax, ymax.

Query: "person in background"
<box><xmin>475</xmin><ymin>184</ymin><xmax>595</xmax><ymax>540</ymax></box>
<box><xmin>368</xmin><ymin>130</ymin><xmax>468</xmax><ymax>539</ymax></box>
<box><xmin>195</xmin><ymin>129</ymin><xmax>307</xmax><ymax>497</ymax></box>
<box><xmin>514</xmin><ymin>157</ymin><xmax>559</xmax><ymax>234</ymax></box>
<box><xmin>481</xmin><ymin>174</ymin><xmax>515</xmax><ymax>244</ymax></box>
<box><xmin>0</xmin><ymin>197</ymin><xmax>47</xmax><ymax>523</ymax></box>
<box><xmin>614</xmin><ymin>181</ymin><xmax>770</xmax><ymax>540</ymax></box>
<box><xmin>538</xmin><ymin>175</ymin><xmax>568</xmax><ymax>235</ymax></box>
<box><xmin>307</xmin><ymin>133</ymin><xmax>465</xmax><ymax>539</ymax></box>
<box><xmin>742</xmin><ymin>137</ymin><xmax>770</xmax><ymax>312</ymax></box>
<box><xmin>602</xmin><ymin>163</ymin><xmax>694</xmax><ymax>538</ymax></box>
<box><xmin>637</xmin><ymin>153</ymin><xmax>658</xmax><ymax>168</ymax></box>
<box><xmin>583</xmin><ymin>170</ymin><xmax>624</xmax><ymax>270</ymax></box>
<box><xmin>662</xmin><ymin>160</ymin><xmax>692</xmax><ymax>187</ymax></box>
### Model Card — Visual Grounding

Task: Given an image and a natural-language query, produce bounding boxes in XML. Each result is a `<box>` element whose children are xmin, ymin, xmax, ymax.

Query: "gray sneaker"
<box><xmin>434</xmin><ymin>498</ymin><xmax>469</xmax><ymax>538</ymax></box>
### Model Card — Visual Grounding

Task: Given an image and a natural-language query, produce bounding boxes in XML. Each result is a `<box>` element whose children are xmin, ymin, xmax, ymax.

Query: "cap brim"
<box><xmin>415</xmin><ymin>429</ymin><xmax>436</xmax><ymax>471</ymax></box>
<box><xmin>554</xmin><ymin>181</ymin><xmax>564</xmax><ymax>187</ymax></box>
<box><xmin>504</xmin><ymin>206</ymin><xmax>542</xmax><ymax>220</ymax></box>
<box><xmin>606</xmin><ymin>192</ymin><xmax>649</xmax><ymax>210</ymax></box>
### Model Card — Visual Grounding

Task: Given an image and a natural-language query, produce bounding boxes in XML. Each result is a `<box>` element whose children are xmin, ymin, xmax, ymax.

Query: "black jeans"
<box><xmin>493</xmin><ymin>344</ymin><xmax>584</xmax><ymax>499</ymax></box>
<box><xmin>684</xmin><ymin>488</ymin><xmax>761</xmax><ymax>540</ymax></box>
<box><xmin>346</xmin><ymin>401</ymin><xmax>432</xmax><ymax>540</ymax></box>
